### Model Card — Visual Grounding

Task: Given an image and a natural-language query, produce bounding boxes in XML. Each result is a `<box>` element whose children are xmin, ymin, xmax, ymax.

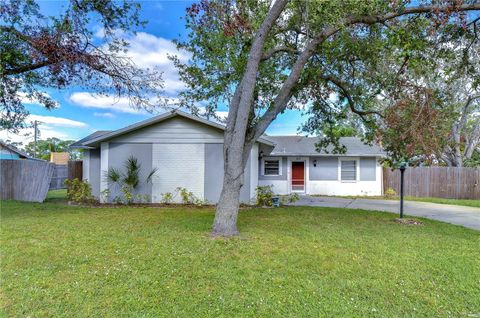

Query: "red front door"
<box><xmin>292</xmin><ymin>162</ymin><xmax>305</xmax><ymax>191</ymax></box>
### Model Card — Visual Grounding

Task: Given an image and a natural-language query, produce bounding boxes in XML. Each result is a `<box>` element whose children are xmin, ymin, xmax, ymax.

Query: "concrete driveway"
<box><xmin>289</xmin><ymin>196</ymin><xmax>480</xmax><ymax>231</ymax></box>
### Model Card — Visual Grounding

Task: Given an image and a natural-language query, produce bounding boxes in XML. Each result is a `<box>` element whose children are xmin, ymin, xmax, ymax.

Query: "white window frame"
<box><xmin>261</xmin><ymin>157</ymin><xmax>282</xmax><ymax>176</ymax></box>
<box><xmin>338</xmin><ymin>157</ymin><xmax>359</xmax><ymax>183</ymax></box>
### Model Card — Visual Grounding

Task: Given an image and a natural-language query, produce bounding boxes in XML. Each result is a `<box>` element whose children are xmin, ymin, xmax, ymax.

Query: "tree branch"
<box><xmin>321</xmin><ymin>75</ymin><xmax>383</xmax><ymax>118</ymax></box>
<box><xmin>2</xmin><ymin>61</ymin><xmax>51</xmax><ymax>75</ymax></box>
<box><xmin>249</xmin><ymin>2</ymin><xmax>480</xmax><ymax>143</ymax></box>
<box><xmin>261</xmin><ymin>46</ymin><xmax>299</xmax><ymax>61</ymax></box>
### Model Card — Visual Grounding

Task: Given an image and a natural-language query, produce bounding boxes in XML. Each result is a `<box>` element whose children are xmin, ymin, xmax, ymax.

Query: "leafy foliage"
<box><xmin>174</xmin><ymin>187</ymin><xmax>205</xmax><ymax>205</ymax></box>
<box><xmin>24</xmin><ymin>137</ymin><xmax>82</xmax><ymax>160</ymax></box>
<box><xmin>255</xmin><ymin>185</ymin><xmax>274</xmax><ymax>207</ymax></box>
<box><xmin>174</xmin><ymin>0</ymin><xmax>480</xmax><ymax>163</ymax></box>
<box><xmin>0</xmin><ymin>0</ymin><xmax>164</xmax><ymax>132</ymax></box>
<box><xmin>384</xmin><ymin>187</ymin><xmax>397</xmax><ymax>199</ymax></box>
<box><xmin>160</xmin><ymin>192</ymin><xmax>174</xmax><ymax>204</ymax></box>
<box><xmin>64</xmin><ymin>178</ymin><xmax>95</xmax><ymax>204</ymax></box>
<box><xmin>105</xmin><ymin>156</ymin><xmax>157</xmax><ymax>204</ymax></box>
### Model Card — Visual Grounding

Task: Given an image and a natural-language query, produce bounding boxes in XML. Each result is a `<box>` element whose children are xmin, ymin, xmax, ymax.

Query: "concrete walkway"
<box><xmin>289</xmin><ymin>196</ymin><xmax>480</xmax><ymax>231</ymax></box>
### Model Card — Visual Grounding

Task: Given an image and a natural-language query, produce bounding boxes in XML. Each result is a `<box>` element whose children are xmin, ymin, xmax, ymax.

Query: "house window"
<box><xmin>341</xmin><ymin>160</ymin><xmax>357</xmax><ymax>181</ymax></box>
<box><xmin>263</xmin><ymin>159</ymin><xmax>280</xmax><ymax>176</ymax></box>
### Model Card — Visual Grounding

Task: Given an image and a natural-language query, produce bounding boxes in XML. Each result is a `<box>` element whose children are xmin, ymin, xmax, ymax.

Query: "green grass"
<box><xmin>1</xmin><ymin>192</ymin><xmax>479</xmax><ymax>317</ymax></box>
<box><xmin>403</xmin><ymin>196</ymin><xmax>480</xmax><ymax>208</ymax></box>
<box><xmin>323</xmin><ymin>194</ymin><xmax>480</xmax><ymax>208</ymax></box>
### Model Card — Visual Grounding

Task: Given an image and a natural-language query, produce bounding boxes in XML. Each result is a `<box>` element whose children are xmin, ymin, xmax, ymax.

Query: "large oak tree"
<box><xmin>174</xmin><ymin>0</ymin><xmax>480</xmax><ymax>236</ymax></box>
<box><xmin>0</xmin><ymin>0</ymin><xmax>164</xmax><ymax>132</ymax></box>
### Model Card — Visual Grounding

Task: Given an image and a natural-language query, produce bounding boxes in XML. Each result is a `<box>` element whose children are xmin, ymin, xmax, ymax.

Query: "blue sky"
<box><xmin>2</xmin><ymin>1</ymin><xmax>307</xmax><ymax>145</ymax></box>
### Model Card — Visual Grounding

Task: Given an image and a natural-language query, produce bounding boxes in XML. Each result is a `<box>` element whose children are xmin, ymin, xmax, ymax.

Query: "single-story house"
<box><xmin>0</xmin><ymin>140</ymin><xmax>34</xmax><ymax>160</ymax></box>
<box><xmin>71</xmin><ymin>110</ymin><xmax>385</xmax><ymax>203</ymax></box>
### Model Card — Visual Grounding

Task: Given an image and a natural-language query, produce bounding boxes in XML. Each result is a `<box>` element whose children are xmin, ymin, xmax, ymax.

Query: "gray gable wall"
<box><xmin>109</xmin><ymin>117</ymin><xmax>224</xmax><ymax>144</ymax></box>
<box><xmin>89</xmin><ymin>148</ymin><xmax>101</xmax><ymax>197</ymax></box>
<box><xmin>107</xmin><ymin>143</ymin><xmax>153</xmax><ymax>202</ymax></box>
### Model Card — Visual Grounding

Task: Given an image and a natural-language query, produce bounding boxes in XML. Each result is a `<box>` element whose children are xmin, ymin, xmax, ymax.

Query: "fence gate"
<box><xmin>68</xmin><ymin>160</ymin><xmax>83</xmax><ymax>181</ymax></box>
<box><xmin>49</xmin><ymin>164</ymin><xmax>67</xmax><ymax>190</ymax></box>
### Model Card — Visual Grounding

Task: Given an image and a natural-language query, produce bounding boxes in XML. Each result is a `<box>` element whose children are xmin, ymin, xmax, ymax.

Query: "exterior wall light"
<box><xmin>313</xmin><ymin>159</ymin><xmax>317</xmax><ymax>167</ymax></box>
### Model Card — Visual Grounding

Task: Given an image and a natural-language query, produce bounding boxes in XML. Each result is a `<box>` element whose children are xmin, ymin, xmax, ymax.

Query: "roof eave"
<box><xmin>268</xmin><ymin>153</ymin><xmax>386</xmax><ymax>157</ymax></box>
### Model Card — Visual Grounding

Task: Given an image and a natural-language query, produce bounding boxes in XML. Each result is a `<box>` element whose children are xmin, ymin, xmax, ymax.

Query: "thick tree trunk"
<box><xmin>211</xmin><ymin>167</ymin><xmax>244</xmax><ymax>237</ymax></box>
<box><xmin>212</xmin><ymin>139</ymin><xmax>253</xmax><ymax>237</ymax></box>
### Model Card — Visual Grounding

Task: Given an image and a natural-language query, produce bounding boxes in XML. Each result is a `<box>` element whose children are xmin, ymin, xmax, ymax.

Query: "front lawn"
<box><xmin>1</xmin><ymin>193</ymin><xmax>479</xmax><ymax>317</ymax></box>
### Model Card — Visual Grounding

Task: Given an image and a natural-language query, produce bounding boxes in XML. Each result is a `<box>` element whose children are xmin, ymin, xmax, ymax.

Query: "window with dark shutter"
<box><xmin>341</xmin><ymin>160</ymin><xmax>356</xmax><ymax>181</ymax></box>
<box><xmin>264</xmin><ymin>160</ymin><xmax>280</xmax><ymax>175</ymax></box>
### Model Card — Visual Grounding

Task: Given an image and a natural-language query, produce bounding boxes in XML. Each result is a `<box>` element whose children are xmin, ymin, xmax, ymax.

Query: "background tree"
<box><xmin>24</xmin><ymin>137</ymin><xmax>82</xmax><ymax>160</ymax></box>
<box><xmin>0</xmin><ymin>0</ymin><xmax>164</xmax><ymax>132</ymax></box>
<box><xmin>174</xmin><ymin>0</ymin><xmax>480</xmax><ymax>236</ymax></box>
<box><xmin>438</xmin><ymin>35</ymin><xmax>480</xmax><ymax>167</ymax></box>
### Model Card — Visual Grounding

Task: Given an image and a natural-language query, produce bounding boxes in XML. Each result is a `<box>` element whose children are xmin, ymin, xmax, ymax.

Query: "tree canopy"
<box><xmin>175</xmin><ymin>0</ymin><xmax>480</xmax><ymax>165</ymax></box>
<box><xmin>0</xmin><ymin>0</ymin><xmax>164</xmax><ymax>132</ymax></box>
<box><xmin>24</xmin><ymin>137</ymin><xmax>81</xmax><ymax>160</ymax></box>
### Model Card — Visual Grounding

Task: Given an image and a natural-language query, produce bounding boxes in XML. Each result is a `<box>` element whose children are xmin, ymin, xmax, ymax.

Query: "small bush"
<box><xmin>176</xmin><ymin>187</ymin><xmax>192</xmax><ymax>204</ymax></box>
<box><xmin>64</xmin><ymin>178</ymin><xmax>95</xmax><ymax>204</ymax></box>
<box><xmin>161</xmin><ymin>192</ymin><xmax>174</xmax><ymax>204</ymax></box>
<box><xmin>173</xmin><ymin>187</ymin><xmax>206</xmax><ymax>205</ymax></box>
<box><xmin>385</xmin><ymin>187</ymin><xmax>397</xmax><ymax>198</ymax></box>
<box><xmin>288</xmin><ymin>192</ymin><xmax>300</xmax><ymax>203</ymax></box>
<box><xmin>121</xmin><ymin>185</ymin><xmax>134</xmax><ymax>204</ymax></box>
<box><xmin>256</xmin><ymin>185</ymin><xmax>274</xmax><ymax>207</ymax></box>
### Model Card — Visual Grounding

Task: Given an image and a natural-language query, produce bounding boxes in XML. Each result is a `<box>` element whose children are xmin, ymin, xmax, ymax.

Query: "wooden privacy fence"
<box><xmin>1</xmin><ymin>159</ymin><xmax>54</xmax><ymax>202</ymax></box>
<box><xmin>48</xmin><ymin>160</ymin><xmax>83</xmax><ymax>190</ymax></box>
<box><xmin>383</xmin><ymin>167</ymin><xmax>480</xmax><ymax>200</ymax></box>
<box><xmin>68</xmin><ymin>160</ymin><xmax>82</xmax><ymax>180</ymax></box>
<box><xmin>49</xmin><ymin>164</ymin><xmax>67</xmax><ymax>190</ymax></box>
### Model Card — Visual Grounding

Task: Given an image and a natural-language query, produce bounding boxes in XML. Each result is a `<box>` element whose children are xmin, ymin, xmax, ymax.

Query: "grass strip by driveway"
<box><xmin>1</xmin><ymin>193</ymin><xmax>479</xmax><ymax>317</ymax></box>
<box><xmin>320</xmin><ymin>194</ymin><xmax>480</xmax><ymax>208</ymax></box>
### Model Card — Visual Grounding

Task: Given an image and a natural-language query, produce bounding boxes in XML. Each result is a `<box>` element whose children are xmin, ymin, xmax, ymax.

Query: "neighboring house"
<box><xmin>0</xmin><ymin>141</ymin><xmax>33</xmax><ymax>160</ymax></box>
<box><xmin>71</xmin><ymin>110</ymin><xmax>385</xmax><ymax>203</ymax></box>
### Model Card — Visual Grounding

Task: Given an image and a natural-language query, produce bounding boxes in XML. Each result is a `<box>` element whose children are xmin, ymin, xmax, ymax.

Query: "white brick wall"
<box><xmin>151</xmin><ymin>144</ymin><xmax>205</xmax><ymax>203</ymax></box>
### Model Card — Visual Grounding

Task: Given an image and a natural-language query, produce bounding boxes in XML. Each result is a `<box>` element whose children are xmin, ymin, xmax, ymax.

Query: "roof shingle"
<box><xmin>264</xmin><ymin>136</ymin><xmax>385</xmax><ymax>156</ymax></box>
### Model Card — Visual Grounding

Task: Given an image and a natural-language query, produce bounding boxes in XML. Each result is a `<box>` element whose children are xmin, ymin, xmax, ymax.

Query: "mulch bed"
<box><xmin>67</xmin><ymin>201</ymin><xmax>255</xmax><ymax>210</ymax></box>
<box><xmin>394</xmin><ymin>218</ymin><xmax>424</xmax><ymax>226</ymax></box>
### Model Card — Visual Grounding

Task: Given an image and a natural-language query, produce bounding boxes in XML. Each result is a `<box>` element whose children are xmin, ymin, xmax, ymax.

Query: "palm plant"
<box><xmin>106</xmin><ymin>156</ymin><xmax>157</xmax><ymax>204</ymax></box>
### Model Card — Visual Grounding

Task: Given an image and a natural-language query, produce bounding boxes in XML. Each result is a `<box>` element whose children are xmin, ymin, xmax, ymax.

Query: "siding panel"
<box><xmin>360</xmin><ymin>157</ymin><xmax>377</xmax><ymax>181</ymax></box>
<box><xmin>309</xmin><ymin>157</ymin><xmax>338</xmax><ymax>180</ymax></box>
<box><xmin>89</xmin><ymin>148</ymin><xmax>101</xmax><ymax>197</ymax></box>
<box><xmin>111</xmin><ymin>117</ymin><xmax>224</xmax><ymax>144</ymax></box>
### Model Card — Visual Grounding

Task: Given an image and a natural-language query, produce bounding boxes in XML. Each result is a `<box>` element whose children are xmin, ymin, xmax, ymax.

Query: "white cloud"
<box><xmin>125</xmin><ymin>32</ymin><xmax>190</xmax><ymax>94</ymax></box>
<box><xmin>0</xmin><ymin>125</ymin><xmax>73</xmax><ymax>145</ymax></box>
<box><xmin>70</xmin><ymin>31</ymin><xmax>189</xmax><ymax>114</ymax></box>
<box><xmin>94</xmin><ymin>30</ymin><xmax>189</xmax><ymax>95</ymax></box>
<box><xmin>69</xmin><ymin>91</ymin><xmax>183</xmax><ymax>114</ymax></box>
<box><xmin>27</xmin><ymin>114</ymin><xmax>87</xmax><ymax>128</ymax></box>
<box><xmin>69</xmin><ymin>92</ymin><xmax>145</xmax><ymax>114</ymax></box>
<box><xmin>93</xmin><ymin>112</ymin><xmax>116</xmax><ymax>118</ymax></box>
